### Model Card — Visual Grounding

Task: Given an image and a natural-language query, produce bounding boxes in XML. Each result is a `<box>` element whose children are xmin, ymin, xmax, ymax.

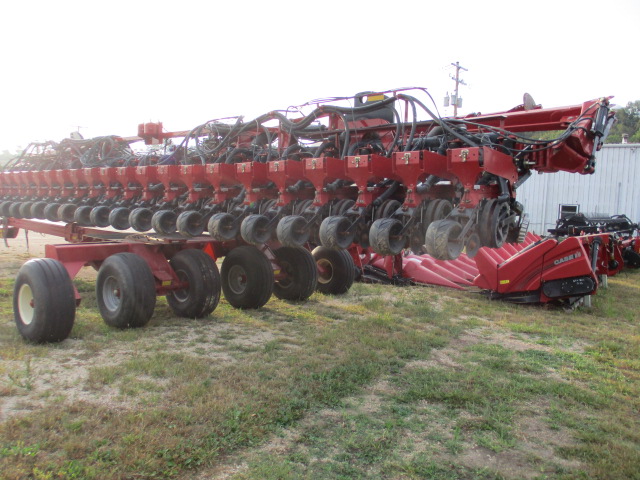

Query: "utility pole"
<box><xmin>450</xmin><ymin>61</ymin><xmax>467</xmax><ymax>116</ymax></box>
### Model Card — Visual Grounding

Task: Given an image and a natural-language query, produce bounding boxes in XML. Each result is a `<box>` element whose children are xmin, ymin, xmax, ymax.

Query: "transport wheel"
<box><xmin>312</xmin><ymin>246</ymin><xmax>355</xmax><ymax>295</ymax></box>
<box><xmin>152</xmin><ymin>210</ymin><xmax>177</xmax><ymax>235</ymax></box>
<box><xmin>13</xmin><ymin>258</ymin><xmax>76</xmax><ymax>343</ymax></box>
<box><xmin>129</xmin><ymin>207</ymin><xmax>153</xmax><ymax>232</ymax></box>
<box><xmin>9</xmin><ymin>202</ymin><xmax>23</xmax><ymax>219</ymax></box>
<box><xmin>425</xmin><ymin>219</ymin><xmax>463</xmax><ymax>260</ymax></box>
<box><xmin>369</xmin><ymin>218</ymin><xmax>405</xmax><ymax>255</ymax></box>
<box><xmin>19</xmin><ymin>202</ymin><xmax>34</xmax><ymax>219</ymax></box>
<box><xmin>167</xmin><ymin>249</ymin><xmax>221</xmax><ymax>318</ymax></box>
<box><xmin>241</xmin><ymin>214</ymin><xmax>271</xmax><ymax>245</ymax></box>
<box><xmin>30</xmin><ymin>201</ymin><xmax>48</xmax><ymax>219</ymax></box>
<box><xmin>221</xmin><ymin>246</ymin><xmax>274</xmax><ymax>309</ymax></box>
<box><xmin>58</xmin><ymin>203</ymin><xmax>77</xmax><ymax>223</ymax></box>
<box><xmin>96</xmin><ymin>253</ymin><xmax>156</xmax><ymax>328</ymax></box>
<box><xmin>208</xmin><ymin>212</ymin><xmax>238</xmax><ymax>241</ymax></box>
<box><xmin>276</xmin><ymin>215</ymin><xmax>310</xmax><ymax>247</ymax></box>
<box><xmin>273</xmin><ymin>246</ymin><xmax>318</xmax><ymax>301</ymax></box>
<box><xmin>0</xmin><ymin>201</ymin><xmax>13</xmax><ymax>217</ymax></box>
<box><xmin>90</xmin><ymin>206</ymin><xmax>111</xmax><ymax>228</ymax></box>
<box><xmin>177</xmin><ymin>211</ymin><xmax>205</xmax><ymax>237</ymax></box>
<box><xmin>319</xmin><ymin>216</ymin><xmax>355</xmax><ymax>249</ymax></box>
<box><xmin>73</xmin><ymin>205</ymin><xmax>94</xmax><ymax>226</ymax></box>
<box><xmin>44</xmin><ymin>203</ymin><xmax>61</xmax><ymax>222</ymax></box>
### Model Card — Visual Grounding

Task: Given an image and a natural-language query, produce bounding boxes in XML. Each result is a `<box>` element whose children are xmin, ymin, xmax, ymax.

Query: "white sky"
<box><xmin>0</xmin><ymin>0</ymin><xmax>638</xmax><ymax>153</ymax></box>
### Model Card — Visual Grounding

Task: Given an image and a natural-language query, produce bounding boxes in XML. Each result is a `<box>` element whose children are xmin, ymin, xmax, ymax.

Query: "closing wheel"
<box><xmin>489</xmin><ymin>202</ymin><xmax>512</xmax><ymax>248</ymax></box>
<box><xmin>208</xmin><ymin>212</ymin><xmax>238</xmax><ymax>241</ymax></box>
<box><xmin>9</xmin><ymin>202</ymin><xmax>23</xmax><ymax>219</ymax></box>
<box><xmin>30</xmin><ymin>201</ymin><xmax>48</xmax><ymax>219</ymax></box>
<box><xmin>425</xmin><ymin>219</ymin><xmax>464</xmax><ymax>260</ymax></box>
<box><xmin>90</xmin><ymin>206</ymin><xmax>111</xmax><ymax>228</ymax></box>
<box><xmin>464</xmin><ymin>233</ymin><xmax>481</xmax><ymax>258</ymax></box>
<box><xmin>370</xmin><ymin>218</ymin><xmax>405</xmax><ymax>256</ymax></box>
<box><xmin>152</xmin><ymin>209</ymin><xmax>177</xmax><ymax>235</ymax></box>
<box><xmin>0</xmin><ymin>201</ymin><xmax>13</xmax><ymax>217</ymax></box>
<box><xmin>109</xmin><ymin>207</ymin><xmax>131</xmax><ymax>230</ymax></box>
<box><xmin>19</xmin><ymin>202</ymin><xmax>34</xmax><ymax>219</ymax></box>
<box><xmin>129</xmin><ymin>207</ymin><xmax>153</xmax><ymax>232</ymax></box>
<box><xmin>96</xmin><ymin>253</ymin><xmax>156</xmax><ymax>328</ymax></box>
<box><xmin>74</xmin><ymin>205</ymin><xmax>94</xmax><ymax>226</ymax></box>
<box><xmin>221</xmin><ymin>246</ymin><xmax>274</xmax><ymax>309</ymax></box>
<box><xmin>167</xmin><ymin>249</ymin><xmax>221</xmax><ymax>318</ymax></box>
<box><xmin>312</xmin><ymin>246</ymin><xmax>355</xmax><ymax>295</ymax></box>
<box><xmin>273</xmin><ymin>246</ymin><xmax>318</xmax><ymax>301</ymax></box>
<box><xmin>177</xmin><ymin>211</ymin><xmax>205</xmax><ymax>237</ymax></box>
<box><xmin>58</xmin><ymin>203</ymin><xmax>77</xmax><ymax>223</ymax></box>
<box><xmin>241</xmin><ymin>214</ymin><xmax>271</xmax><ymax>245</ymax></box>
<box><xmin>44</xmin><ymin>203</ymin><xmax>61</xmax><ymax>222</ymax></box>
<box><xmin>13</xmin><ymin>258</ymin><xmax>76</xmax><ymax>343</ymax></box>
<box><xmin>276</xmin><ymin>215</ymin><xmax>310</xmax><ymax>247</ymax></box>
<box><xmin>319</xmin><ymin>216</ymin><xmax>355</xmax><ymax>250</ymax></box>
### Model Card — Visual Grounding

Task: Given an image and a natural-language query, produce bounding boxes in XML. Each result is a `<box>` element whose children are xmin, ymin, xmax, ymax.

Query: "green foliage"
<box><xmin>606</xmin><ymin>100</ymin><xmax>640</xmax><ymax>143</ymax></box>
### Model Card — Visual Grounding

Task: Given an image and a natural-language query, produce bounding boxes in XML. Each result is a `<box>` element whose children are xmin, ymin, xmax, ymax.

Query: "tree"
<box><xmin>605</xmin><ymin>100</ymin><xmax>640</xmax><ymax>143</ymax></box>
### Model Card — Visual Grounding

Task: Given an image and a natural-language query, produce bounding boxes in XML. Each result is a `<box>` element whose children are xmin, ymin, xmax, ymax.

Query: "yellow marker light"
<box><xmin>499</xmin><ymin>279</ymin><xmax>510</xmax><ymax>285</ymax></box>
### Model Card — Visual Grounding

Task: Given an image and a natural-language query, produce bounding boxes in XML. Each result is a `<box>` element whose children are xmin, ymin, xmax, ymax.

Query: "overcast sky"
<box><xmin>0</xmin><ymin>0</ymin><xmax>637</xmax><ymax>152</ymax></box>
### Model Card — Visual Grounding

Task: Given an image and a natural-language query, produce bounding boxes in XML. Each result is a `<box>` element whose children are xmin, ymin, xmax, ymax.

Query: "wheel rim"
<box><xmin>17</xmin><ymin>283</ymin><xmax>35</xmax><ymax>325</ymax></box>
<box><xmin>172</xmin><ymin>270</ymin><xmax>190</xmax><ymax>302</ymax></box>
<box><xmin>102</xmin><ymin>276</ymin><xmax>122</xmax><ymax>312</ymax></box>
<box><xmin>277</xmin><ymin>261</ymin><xmax>293</xmax><ymax>288</ymax></box>
<box><xmin>316</xmin><ymin>258</ymin><xmax>334</xmax><ymax>285</ymax></box>
<box><xmin>227</xmin><ymin>264</ymin><xmax>247</xmax><ymax>295</ymax></box>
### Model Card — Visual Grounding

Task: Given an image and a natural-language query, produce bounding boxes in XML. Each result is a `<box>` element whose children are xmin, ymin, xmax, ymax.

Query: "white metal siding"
<box><xmin>517</xmin><ymin>144</ymin><xmax>640</xmax><ymax>235</ymax></box>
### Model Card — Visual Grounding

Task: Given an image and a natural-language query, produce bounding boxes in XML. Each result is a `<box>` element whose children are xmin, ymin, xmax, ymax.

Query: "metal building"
<box><xmin>517</xmin><ymin>144</ymin><xmax>640</xmax><ymax>235</ymax></box>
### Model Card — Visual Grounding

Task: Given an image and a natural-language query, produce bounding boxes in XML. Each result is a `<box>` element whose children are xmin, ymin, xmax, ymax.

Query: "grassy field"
<box><xmin>0</xmin><ymin>254</ymin><xmax>639</xmax><ymax>480</ymax></box>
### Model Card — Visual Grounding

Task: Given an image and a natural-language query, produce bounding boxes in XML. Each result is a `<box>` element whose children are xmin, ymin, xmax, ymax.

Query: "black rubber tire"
<box><xmin>30</xmin><ymin>201</ymin><xmax>48</xmax><ymax>219</ymax></box>
<box><xmin>273</xmin><ymin>246</ymin><xmax>318</xmax><ymax>301</ymax></box>
<box><xmin>425</xmin><ymin>219</ymin><xmax>463</xmax><ymax>260</ymax></box>
<box><xmin>9</xmin><ymin>202</ymin><xmax>23</xmax><ymax>219</ymax></box>
<box><xmin>431</xmin><ymin>199</ymin><xmax>453</xmax><ymax>221</ymax></box>
<box><xmin>369</xmin><ymin>218</ymin><xmax>405</xmax><ymax>255</ymax></box>
<box><xmin>276</xmin><ymin>215</ymin><xmax>310</xmax><ymax>247</ymax></box>
<box><xmin>221</xmin><ymin>246</ymin><xmax>274</xmax><ymax>309</ymax></box>
<box><xmin>58</xmin><ymin>203</ymin><xmax>77</xmax><ymax>223</ymax></box>
<box><xmin>13</xmin><ymin>258</ymin><xmax>76</xmax><ymax>343</ymax></box>
<box><xmin>208</xmin><ymin>212</ymin><xmax>238</xmax><ymax>241</ymax></box>
<box><xmin>240</xmin><ymin>214</ymin><xmax>271</xmax><ymax>245</ymax></box>
<box><xmin>74</xmin><ymin>205</ymin><xmax>94</xmax><ymax>226</ymax></box>
<box><xmin>489</xmin><ymin>202</ymin><xmax>511</xmax><ymax>248</ymax></box>
<box><xmin>312</xmin><ymin>246</ymin><xmax>355</xmax><ymax>295</ymax></box>
<box><xmin>129</xmin><ymin>207</ymin><xmax>153</xmax><ymax>232</ymax></box>
<box><xmin>109</xmin><ymin>207</ymin><xmax>131</xmax><ymax>230</ymax></box>
<box><xmin>90</xmin><ymin>206</ymin><xmax>111</xmax><ymax>228</ymax></box>
<box><xmin>167</xmin><ymin>249</ymin><xmax>221</xmax><ymax>318</ymax></box>
<box><xmin>319</xmin><ymin>215</ymin><xmax>355</xmax><ymax>249</ymax></box>
<box><xmin>96</xmin><ymin>253</ymin><xmax>156</xmax><ymax>328</ymax></box>
<box><xmin>0</xmin><ymin>201</ymin><xmax>13</xmax><ymax>217</ymax></box>
<box><xmin>44</xmin><ymin>203</ymin><xmax>61</xmax><ymax>222</ymax></box>
<box><xmin>465</xmin><ymin>233</ymin><xmax>481</xmax><ymax>258</ymax></box>
<box><xmin>19</xmin><ymin>202</ymin><xmax>34</xmax><ymax>219</ymax></box>
<box><xmin>152</xmin><ymin>210</ymin><xmax>177</xmax><ymax>235</ymax></box>
<box><xmin>177</xmin><ymin>211</ymin><xmax>205</xmax><ymax>237</ymax></box>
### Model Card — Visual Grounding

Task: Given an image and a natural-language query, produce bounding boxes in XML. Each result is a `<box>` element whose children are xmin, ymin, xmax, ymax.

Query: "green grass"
<box><xmin>0</xmin><ymin>268</ymin><xmax>639</xmax><ymax>479</ymax></box>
